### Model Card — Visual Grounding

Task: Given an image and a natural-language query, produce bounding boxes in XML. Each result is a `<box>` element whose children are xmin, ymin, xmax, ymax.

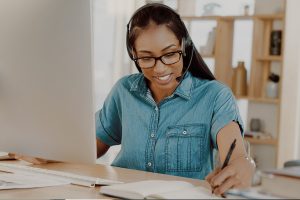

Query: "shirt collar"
<box><xmin>173</xmin><ymin>72</ymin><xmax>193</xmax><ymax>100</ymax></box>
<box><xmin>129</xmin><ymin>74</ymin><xmax>148</xmax><ymax>95</ymax></box>
<box><xmin>129</xmin><ymin>72</ymin><xmax>193</xmax><ymax>100</ymax></box>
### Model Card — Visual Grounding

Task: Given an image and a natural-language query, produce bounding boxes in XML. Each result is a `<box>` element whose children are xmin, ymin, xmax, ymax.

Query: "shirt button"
<box><xmin>151</xmin><ymin>133</ymin><xmax>155</xmax><ymax>138</ymax></box>
<box><xmin>147</xmin><ymin>162</ymin><xmax>152</xmax><ymax>167</ymax></box>
<box><xmin>182</xmin><ymin>130</ymin><xmax>187</xmax><ymax>135</ymax></box>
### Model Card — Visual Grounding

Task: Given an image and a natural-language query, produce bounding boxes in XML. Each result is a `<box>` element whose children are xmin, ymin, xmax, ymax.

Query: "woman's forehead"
<box><xmin>134</xmin><ymin>23</ymin><xmax>180</xmax><ymax>51</ymax></box>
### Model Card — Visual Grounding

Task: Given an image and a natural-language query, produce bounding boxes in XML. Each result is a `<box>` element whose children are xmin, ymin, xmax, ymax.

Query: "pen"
<box><xmin>221</xmin><ymin>138</ymin><xmax>237</xmax><ymax>169</ymax></box>
<box><xmin>212</xmin><ymin>138</ymin><xmax>237</xmax><ymax>197</ymax></box>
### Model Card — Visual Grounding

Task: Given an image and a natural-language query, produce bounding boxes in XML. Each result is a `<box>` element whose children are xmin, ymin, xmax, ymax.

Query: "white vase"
<box><xmin>177</xmin><ymin>0</ymin><xmax>195</xmax><ymax>16</ymax></box>
<box><xmin>266</xmin><ymin>81</ymin><xmax>278</xmax><ymax>98</ymax></box>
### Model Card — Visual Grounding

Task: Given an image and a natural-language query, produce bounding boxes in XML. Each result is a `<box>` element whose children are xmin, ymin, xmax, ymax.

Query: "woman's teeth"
<box><xmin>157</xmin><ymin>74</ymin><xmax>170</xmax><ymax>81</ymax></box>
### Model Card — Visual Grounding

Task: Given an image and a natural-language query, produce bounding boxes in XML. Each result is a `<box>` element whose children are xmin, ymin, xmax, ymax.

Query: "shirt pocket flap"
<box><xmin>166</xmin><ymin>123</ymin><xmax>206</xmax><ymax>138</ymax></box>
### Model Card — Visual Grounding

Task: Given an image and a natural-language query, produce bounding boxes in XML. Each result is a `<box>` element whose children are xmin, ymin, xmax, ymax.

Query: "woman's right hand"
<box><xmin>8</xmin><ymin>153</ymin><xmax>53</xmax><ymax>164</ymax></box>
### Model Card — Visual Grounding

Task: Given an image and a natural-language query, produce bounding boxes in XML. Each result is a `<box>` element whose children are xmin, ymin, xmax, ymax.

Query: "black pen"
<box><xmin>221</xmin><ymin>138</ymin><xmax>237</xmax><ymax>169</ymax></box>
<box><xmin>211</xmin><ymin>139</ymin><xmax>237</xmax><ymax>197</ymax></box>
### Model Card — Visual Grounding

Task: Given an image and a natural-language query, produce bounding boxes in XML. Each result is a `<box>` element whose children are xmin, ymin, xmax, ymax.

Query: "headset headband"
<box><xmin>126</xmin><ymin>3</ymin><xmax>192</xmax><ymax>60</ymax></box>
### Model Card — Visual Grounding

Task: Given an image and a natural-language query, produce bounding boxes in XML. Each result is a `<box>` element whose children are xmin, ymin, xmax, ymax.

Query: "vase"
<box><xmin>266</xmin><ymin>81</ymin><xmax>278</xmax><ymax>98</ymax></box>
<box><xmin>233</xmin><ymin>61</ymin><xmax>247</xmax><ymax>96</ymax></box>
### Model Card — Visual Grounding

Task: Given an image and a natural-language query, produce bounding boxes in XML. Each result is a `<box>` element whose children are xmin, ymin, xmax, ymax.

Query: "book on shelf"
<box><xmin>200</xmin><ymin>27</ymin><xmax>216</xmax><ymax>56</ymax></box>
<box><xmin>100</xmin><ymin>180</ymin><xmax>221</xmax><ymax>199</ymax></box>
<box><xmin>260</xmin><ymin>166</ymin><xmax>300</xmax><ymax>198</ymax></box>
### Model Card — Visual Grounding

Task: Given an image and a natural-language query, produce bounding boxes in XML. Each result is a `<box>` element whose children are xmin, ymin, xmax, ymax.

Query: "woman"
<box><xmin>96</xmin><ymin>3</ymin><xmax>255</xmax><ymax>195</ymax></box>
<box><xmin>11</xmin><ymin>3</ymin><xmax>255</xmax><ymax>195</ymax></box>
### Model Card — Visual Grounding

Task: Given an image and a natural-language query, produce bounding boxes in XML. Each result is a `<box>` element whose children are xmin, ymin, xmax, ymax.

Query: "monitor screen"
<box><xmin>0</xmin><ymin>0</ymin><xmax>96</xmax><ymax>164</ymax></box>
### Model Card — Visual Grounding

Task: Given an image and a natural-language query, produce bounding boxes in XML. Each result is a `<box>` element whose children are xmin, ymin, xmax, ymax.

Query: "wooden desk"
<box><xmin>0</xmin><ymin>160</ymin><xmax>208</xmax><ymax>199</ymax></box>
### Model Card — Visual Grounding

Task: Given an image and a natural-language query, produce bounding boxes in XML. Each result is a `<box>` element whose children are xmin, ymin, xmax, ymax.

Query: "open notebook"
<box><xmin>100</xmin><ymin>180</ymin><xmax>222</xmax><ymax>199</ymax></box>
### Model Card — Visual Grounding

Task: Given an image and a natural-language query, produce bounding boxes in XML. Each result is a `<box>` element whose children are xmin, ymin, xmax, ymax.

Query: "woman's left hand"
<box><xmin>205</xmin><ymin>156</ymin><xmax>255</xmax><ymax>195</ymax></box>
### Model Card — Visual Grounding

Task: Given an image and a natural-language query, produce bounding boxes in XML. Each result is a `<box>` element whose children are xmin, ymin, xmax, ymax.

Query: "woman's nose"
<box><xmin>153</xmin><ymin>59</ymin><xmax>167</xmax><ymax>73</ymax></box>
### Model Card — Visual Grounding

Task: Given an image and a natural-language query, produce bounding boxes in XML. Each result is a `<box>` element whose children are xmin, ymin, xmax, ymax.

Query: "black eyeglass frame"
<box><xmin>133</xmin><ymin>51</ymin><xmax>183</xmax><ymax>69</ymax></box>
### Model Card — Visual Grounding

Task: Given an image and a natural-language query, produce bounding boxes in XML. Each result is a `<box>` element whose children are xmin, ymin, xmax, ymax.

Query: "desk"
<box><xmin>0</xmin><ymin>160</ymin><xmax>208</xmax><ymax>199</ymax></box>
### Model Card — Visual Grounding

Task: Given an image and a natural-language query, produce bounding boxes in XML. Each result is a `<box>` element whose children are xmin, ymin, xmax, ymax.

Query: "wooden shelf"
<box><xmin>245</xmin><ymin>137</ymin><xmax>278</xmax><ymax>146</ymax></box>
<box><xmin>256</xmin><ymin>55</ymin><xmax>283</xmax><ymax>61</ymax></box>
<box><xmin>181</xmin><ymin>14</ymin><xmax>284</xmax><ymax>21</ymax></box>
<box><xmin>254</xmin><ymin>14</ymin><xmax>284</xmax><ymax>20</ymax></box>
<box><xmin>236</xmin><ymin>96</ymin><xmax>280</xmax><ymax>104</ymax></box>
<box><xmin>222</xmin><ymin>15</ymin><xmax>253</xmax><ymax>21</ymax></box>
<box><xmin>182</xmin><ymin>15</ymin><xmax>252</xmax><ymax>21</ymax></box>
<box><xmin>201</xmin><ymin>54</ymin><xmax>215</xmax><ymax>58</ymax></box>
<box><xmin>248</xmin><ymin>97</ymin><xmax>280</xmax><ymax>104</ymax></box>
<box><xmin>181</xmin><ymin>16</ymin><xmax>219</xmax><ymax>21</ymax></box>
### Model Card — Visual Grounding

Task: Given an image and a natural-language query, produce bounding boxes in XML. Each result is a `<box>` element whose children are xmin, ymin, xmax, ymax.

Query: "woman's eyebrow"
<box><xmin>137</xmin><ymin>44</ymin><xmax>178</xmax><ymax>54</ymax></box>
<box><xmin>161</xmin><ymin>44</ymin><xmax>177</xmax><ymax>51</ymax></box>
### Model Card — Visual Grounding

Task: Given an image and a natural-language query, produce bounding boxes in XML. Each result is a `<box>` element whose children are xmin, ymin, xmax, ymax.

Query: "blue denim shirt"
<box><xmin>96</xmin><ymin>72</ymin><xmax>243</xmax><ymax>180</ymax></box>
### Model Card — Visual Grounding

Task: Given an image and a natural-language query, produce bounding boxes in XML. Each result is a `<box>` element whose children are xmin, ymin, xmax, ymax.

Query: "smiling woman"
<box><xmin>134</xmin><ymin>23</ymin><xmax>184</xmax><ymax>102</ymax></box>
<box><xmin>95</xmin><ymin>3</ymin><xmax>255</xmax><ymax>196</ymax></box>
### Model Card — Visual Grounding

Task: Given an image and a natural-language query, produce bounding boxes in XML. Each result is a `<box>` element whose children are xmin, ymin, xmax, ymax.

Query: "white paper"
<box><xmin>148</xmin><ymin>186</ymin><xmax>221</xmax><ymax>199</ymax></box>
<box><xmin>0</xmin><ymin>173</ymin><xmax>70</xmax><ymax>190</ymax></box>
<box><xmin>0</xmin><ymin>152</ymin><xmax>8</xmax><ymax>157</ymax></box>
<box><xmin>0</xmin><ymin>162</ymin><xmax>123</xmax><ymax>187</ymax></box>
<box><xmin>0</xmin><ymin>152</ymin><xmax>14</xmax><ymax>161</ymax></box>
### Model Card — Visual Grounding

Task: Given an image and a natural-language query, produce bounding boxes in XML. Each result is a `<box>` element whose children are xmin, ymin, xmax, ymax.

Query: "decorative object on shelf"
<box><xmin>266</xmin><ymin>73</ymin><xmax>280</xmax><ymax>98</ymax></box>
<box><xmin>202</xmin><ymin>3</ymin><xmax>221</xmax><ymax>16</ymax></box>
<box><xmin>244</xmin><ymin>5</ymin><xmax>250</xmax><ymax>16</ymax></box>
<box><xmin>269</xmin><ymin>30</ymin><xmax>282</xmax><ymax>55</ymax></box>
<box><xmin>254</xmin><ymin>132</ymin><xmax>273</xmax><ymax>139</ymax></box>
<box><xmin>250</xmin><ymin>118</ymin><xmax>261</xmax><ymax>132</ymax></box>
<box><xmin>177</xmin><ymin>0</ymin><xmax>195</xmax><ymax>16</ymax></box>
<box><xmin>254</xmin><ymin>0</ymin><xmax>285</xmax><ymax>15</ymax></box>
<box><xmin>232</xmin><ymin>61</ymin><xmax>247</xmax><ymax>97</ymax></box>
<box><xmin>199</xmin><ymin>27</ymin><xmax>216</xmax><ymax>56</ymax></box>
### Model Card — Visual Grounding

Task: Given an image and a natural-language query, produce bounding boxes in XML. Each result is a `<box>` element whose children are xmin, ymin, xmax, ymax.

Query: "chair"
<box><xmin>284</xmin><ymin>160</ymin><xmax>300</xmax><ymax>168</ymax></box>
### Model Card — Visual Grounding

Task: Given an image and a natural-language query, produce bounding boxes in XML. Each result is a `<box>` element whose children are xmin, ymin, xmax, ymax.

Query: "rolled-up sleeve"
<box><xmin>211</xmin><ymin>87</ymin><xmax>244</xmax><ymax>149</ymax></box>
<box><xmin>96</xmin><ymin>83</ymin><xmax>122</xmax><ymax>146</ymax></box>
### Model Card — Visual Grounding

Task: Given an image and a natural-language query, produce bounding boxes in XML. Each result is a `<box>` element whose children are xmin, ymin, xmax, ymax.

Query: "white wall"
<box><xmin>278</xmin><ymin>0</ymin><xmax>300</xmax><ymax>167</ymax></box>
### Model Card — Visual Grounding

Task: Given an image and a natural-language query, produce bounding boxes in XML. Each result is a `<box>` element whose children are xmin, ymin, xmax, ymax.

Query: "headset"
<box><xmin>126</xmin><ymin>3</ymin><xmax>195</xmax><ymax>82</ymax></box>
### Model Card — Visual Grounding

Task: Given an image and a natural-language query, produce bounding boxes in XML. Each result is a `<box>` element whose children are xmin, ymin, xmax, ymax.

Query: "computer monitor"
<box><xmin>0</xmin><ymin>0</ymin><xmax>96</xmax><ymax>164</ymax></box>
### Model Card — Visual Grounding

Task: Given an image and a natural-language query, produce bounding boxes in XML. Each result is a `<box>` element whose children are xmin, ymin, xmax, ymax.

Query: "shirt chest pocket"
<box><xmin>165</xmin><ymin>124</ymin><xmax>207</xmax><ymax>172</ymax></box>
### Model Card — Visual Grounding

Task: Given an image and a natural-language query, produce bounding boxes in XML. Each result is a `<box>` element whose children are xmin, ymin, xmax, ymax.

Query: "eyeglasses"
<box><xmin>134</xmin><ymin>51</ymin><xmax>183</xmax><ymax>69</ymax></box>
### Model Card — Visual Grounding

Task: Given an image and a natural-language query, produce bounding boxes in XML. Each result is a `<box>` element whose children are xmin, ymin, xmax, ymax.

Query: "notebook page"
<box><xmin>100</xmin><ymin>180</ymin><xmax>194</xmax><ymax>198</ymax></box>
<box><xmin>147</xmin><ymin>186</ymin><xmax>221</xmax><ymax>199</ymax></box>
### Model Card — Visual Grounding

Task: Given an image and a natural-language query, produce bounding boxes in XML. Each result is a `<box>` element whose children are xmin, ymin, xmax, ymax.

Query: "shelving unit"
<box><xmin>236</xmin><ymin>96</ymin><xmax>280</xmax><ymax>104</ymax></box>
<box><xmin>181</xmin><ymin>1</ymin><xmax>286</xmax><ymax>169</ymax></box>
<box><xmin>245</xmin><ymin>137</ymin><xmax>278</xmax><ymax>146</ymax></box>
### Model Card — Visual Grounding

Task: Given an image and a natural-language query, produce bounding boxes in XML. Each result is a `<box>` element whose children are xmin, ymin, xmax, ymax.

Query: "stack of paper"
<box><xmin>0</xmin><ymin>173</ymin><xmax>69</xmax><ymax>190</ymax></box>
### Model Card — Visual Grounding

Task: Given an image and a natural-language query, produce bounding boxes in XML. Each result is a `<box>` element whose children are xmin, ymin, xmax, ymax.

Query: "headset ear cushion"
<box><xmin>182</xmin><ymin>38</ymin><xmax>186</xmax><ymax>56</ymax></box>
<box><xmin>134</xmin><ymin>61</ymin><xmax>142</xmax><ymax>72</ymax></box>
<box><xmin>182</xmin><ymin>38</ymin><xmax>193</xmax><ymax>56</ymax></box>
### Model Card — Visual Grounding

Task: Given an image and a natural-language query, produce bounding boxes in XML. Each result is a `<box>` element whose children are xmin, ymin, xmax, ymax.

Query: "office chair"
<box><xmin>284</xmin><ymin>160</ymin><xmax>300</xmax><ymax>167</ymax></box>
